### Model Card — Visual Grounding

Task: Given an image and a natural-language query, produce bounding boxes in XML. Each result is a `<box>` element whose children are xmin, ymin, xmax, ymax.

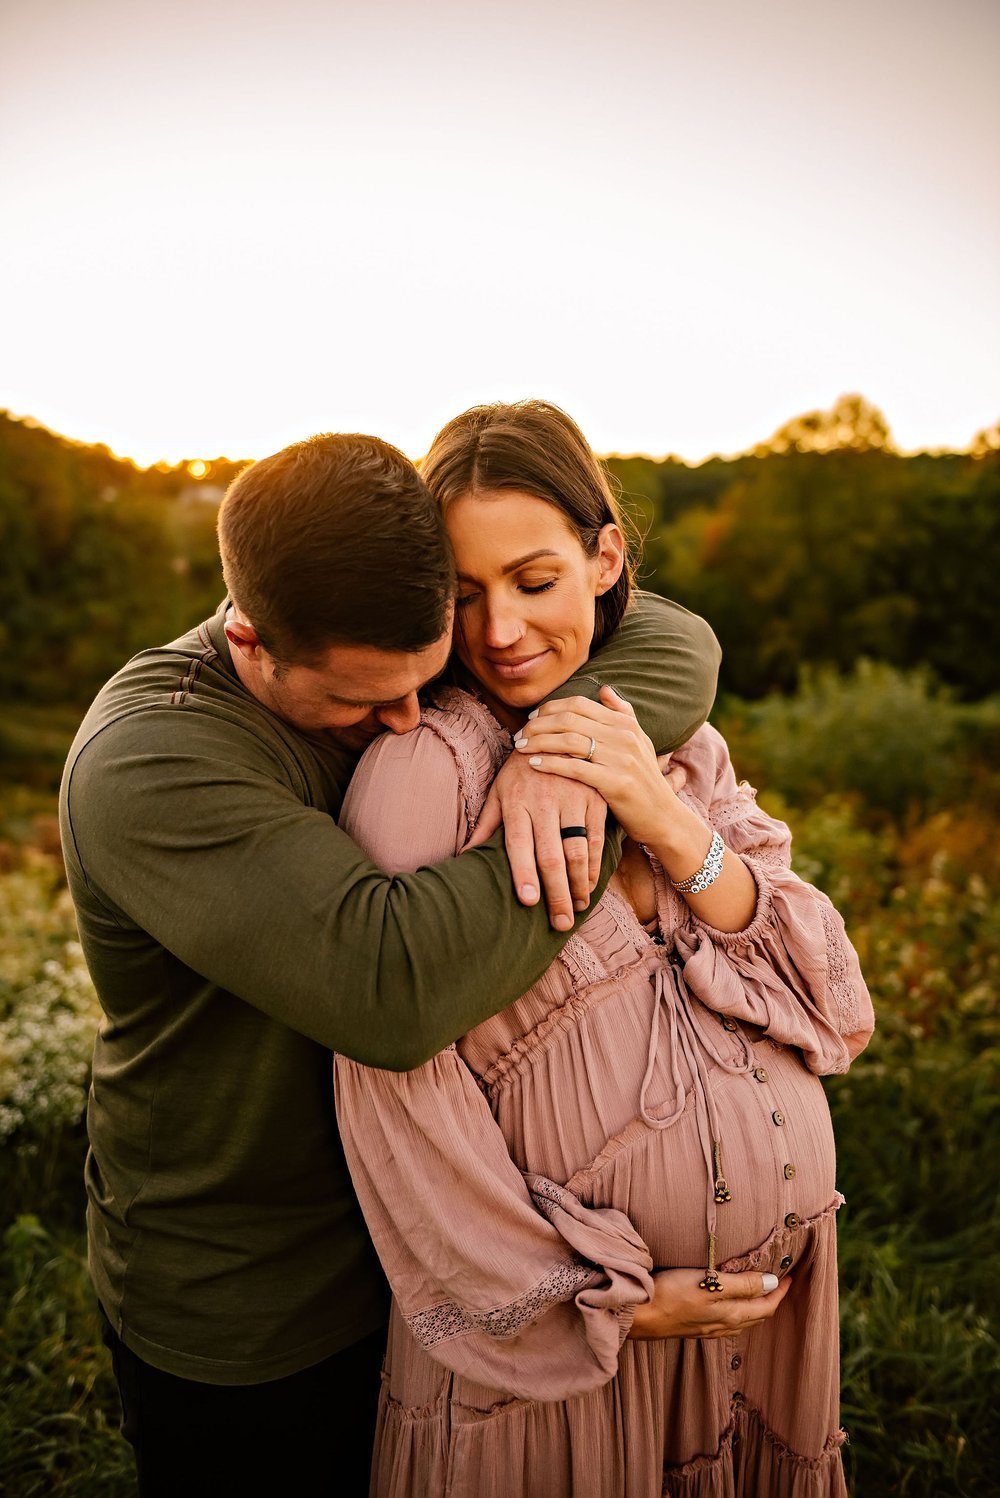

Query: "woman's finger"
<box><xmin>528</xmin><ymin>696</ymin><xmax>627</xmax><ymax>729</ymax></box>
<box><xmin>523</xmin><ymin>753</ymin><xmax>606</xmax><ymax>787</ymax></box>
<box><xmin>598</xmin><ymin>683</ymin><xmax>638</xmax><ymax>717</ymax></box>
<box><xmin>515</xmin><ymin>731</ymin><xmax>605</xmax><ymax>761</ymax></box>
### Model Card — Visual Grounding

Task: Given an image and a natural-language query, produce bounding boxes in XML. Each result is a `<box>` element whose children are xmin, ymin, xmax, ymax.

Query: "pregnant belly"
<box><xmin>569</xmin><ymin>1041</ymin><xmax>838</xmax><ymax>1269</ymax></box>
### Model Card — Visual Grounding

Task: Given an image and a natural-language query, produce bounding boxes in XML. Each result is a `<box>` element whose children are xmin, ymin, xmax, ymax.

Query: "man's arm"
<box><xmin>548</xmin><ymin>591</ymin><xmax>721</xmax><ymax>751</ymax></box>
<box><xmin>61</xmin><ymin>710</ymin><xmax>622</xmax><ymax>1070</ymax></box>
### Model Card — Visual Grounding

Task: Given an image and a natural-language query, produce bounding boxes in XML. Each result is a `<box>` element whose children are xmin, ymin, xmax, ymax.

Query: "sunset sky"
<box><xmin>2</xmin><ymin>0</ymin><xmax>998</xmax><ymax>465</ymax></box>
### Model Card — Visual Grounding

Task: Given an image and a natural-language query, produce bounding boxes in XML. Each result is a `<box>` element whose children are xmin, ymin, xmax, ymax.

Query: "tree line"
<box><xmin>2</xmin><ymin>397</ymin><xmax>997</xmax><ymax>708</ymax></box>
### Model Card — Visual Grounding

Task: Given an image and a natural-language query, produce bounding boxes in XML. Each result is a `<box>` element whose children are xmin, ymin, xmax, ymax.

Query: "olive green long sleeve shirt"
<box><xmin>60</xmin><ymin>593</ymin><xmax>720</xmax><ymax>1383</ymax></box>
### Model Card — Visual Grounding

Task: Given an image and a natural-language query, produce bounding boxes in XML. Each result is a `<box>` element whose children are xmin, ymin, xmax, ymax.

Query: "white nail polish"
<box><xmin>529</xmin><ymin>755</ymin><xmax>542</xmax><ymax>767</ymax></box>
<box><xmin>514</xmin><ymin>737</ymin><xmax>527</xmax><ymax>749</ymax></box>
<box><xmin>761</xmin><ymin>1272</ymin><xmax>779</xmax><ymax>1294</ymax></box>
<box><xmin>527</xmin><ymin>708</ymin><xmax>538</xmax><ymax>719</ymax></box>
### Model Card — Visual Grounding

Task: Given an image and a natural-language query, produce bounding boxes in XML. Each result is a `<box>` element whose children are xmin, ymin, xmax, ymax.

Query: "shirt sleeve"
<box><xmin>669</xmin><ymin>728</ymin><xmax>875</xmax><ymax>1072</ymax></box>
<box><xmin>547</xmin><ymin>591</ymin><xmax>722</xmax><ymax>751</ymax></box>
<box><xmin>335</xmin><ymin>722</ymin><xmax>653</xmax><ymax>1400</ymax></box>
<box><xmin>61</xmin><ymin>706</ymin><xmax>622</xmax><ymax>1070</ymax></box>
<box><xmin>335</xmin><ymin>1048</ymin><xmax>653</xmax><ymax>1400</ymax></box>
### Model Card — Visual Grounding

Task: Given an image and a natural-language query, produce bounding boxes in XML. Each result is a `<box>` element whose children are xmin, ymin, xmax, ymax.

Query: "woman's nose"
<box><xmin>376</xmin><ymin>692</ymin><xmax>422</xmax><ymax>735</ymax></box>
<box><xmin>483</xmin><ymin>602</ymin><xmax>526</xmax><ymax>650</ymax></box>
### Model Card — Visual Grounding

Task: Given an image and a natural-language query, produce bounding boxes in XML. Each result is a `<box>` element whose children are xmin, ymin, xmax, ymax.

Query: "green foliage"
<box><xmin>614</xmin><ymin>444</ymin><xmax>999</xmax><ymax>700</ymax></box>
<box><xmin>1</xmin><ymin>1217</ymin><xmax>133</xmax><ymax>1497</ymax></box>
<box><xmin>0</xmin><ymin>854</ymin><xmax>100</xmax><ymax>1218</ymax></box>
<box><xmin>0</xmin><ymin>411</ymin><xmax>234</xmax><ymax>707</ymax></box>
<box><xmin>716</xmin><ymin>662</ymin><xmax>1000</xmax><ymax>819</ymax></box>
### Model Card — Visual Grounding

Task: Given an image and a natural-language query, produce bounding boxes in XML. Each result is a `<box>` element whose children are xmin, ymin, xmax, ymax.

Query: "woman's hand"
<box><xmin>513</xmin><ymin>687</ymin><xmax>679</xmax><ymax>849</ymax></box>
<box><xmin>629</xmin><ymin>1268</ymin><xmax>792</xmax><ymax>1340</ymax></box>
<box><xmin>516</xmin><ymin>686</ymin><xmax>758</xmax><ymax>932</ymax></box>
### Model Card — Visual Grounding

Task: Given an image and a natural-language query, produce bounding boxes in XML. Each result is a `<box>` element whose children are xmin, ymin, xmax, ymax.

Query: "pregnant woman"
<box><xmin>335</xmin><ymin>401</ymin><xmax>873</xmax><ymax>1497</ymax></box>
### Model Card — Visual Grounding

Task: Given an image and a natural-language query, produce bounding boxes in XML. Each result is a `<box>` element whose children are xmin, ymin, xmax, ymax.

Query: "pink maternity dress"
<box><xmin>335</xmin><ymin>688</ymin><xmax>873</xmax><ymax>1498</ymax></box>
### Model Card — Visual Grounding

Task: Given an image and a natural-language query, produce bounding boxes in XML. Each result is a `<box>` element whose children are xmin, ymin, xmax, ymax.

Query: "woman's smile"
<box><xmin>486</xmin><ymin>648</ymin><xmax>552</xmax><ymax>680</ymax></box>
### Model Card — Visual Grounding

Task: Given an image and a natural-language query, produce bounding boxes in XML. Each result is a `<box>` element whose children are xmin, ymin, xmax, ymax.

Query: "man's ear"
<box><xmin>595</xmin><ymin>523</ymin><xmax>626</xmax><ymax>596</ymax></box>
<box><xmin>224</xmin><ymin>615</ymin><xmax>263</xmax><ymax>662</ymax></box>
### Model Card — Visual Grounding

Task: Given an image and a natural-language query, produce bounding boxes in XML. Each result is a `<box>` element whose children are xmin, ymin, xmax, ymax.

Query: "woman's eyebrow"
<box><xmin>456</xmin><ymin>549</ymin><xmax>561</xmax><ymax>582</ymax></box>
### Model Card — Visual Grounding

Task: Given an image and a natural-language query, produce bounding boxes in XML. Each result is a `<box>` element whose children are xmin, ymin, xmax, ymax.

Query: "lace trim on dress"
<box><xmin>419</xmin><ymin>688</ymin><xmax>511</xmax><ymax>835</ymax></box>
<box><xmin>600</xmin><ymin>885</ymin><xmax>652</xmax><ymax>953</ymax></box>
<box><xmin>819</xmin><ymin>900</ymin><xmax>861</xmax><ymax>1037</ymax></box>
<box><xmin>527</xmin><ymin>1175</ymin><xmax>567</xmax><ymax>1219</ymax></box>
<box><xmin>707</xmin><ymin>782</ymin><xmax>760</xmax><ymax>830</ymax></box>
<box><xmin>404</xmin><ymin>1258</ymin><xmax>596</xmax><ymax>1349</ymax></box>
<box><xmin>557</xmin><ymin>933</ymin><xmax>609</xmax><ymax>990</ymax></box>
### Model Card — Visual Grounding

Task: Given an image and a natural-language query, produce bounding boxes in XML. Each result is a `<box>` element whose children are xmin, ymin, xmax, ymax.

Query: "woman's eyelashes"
<box><xmin>456</xmin><ymin>580</ymin><xmax>557</xmax><ymax>608</ymax></box>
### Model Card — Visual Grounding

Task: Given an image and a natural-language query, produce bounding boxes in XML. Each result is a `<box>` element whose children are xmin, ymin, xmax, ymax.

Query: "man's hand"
<box><xmin>628</xmin><ymin>1268</ymin><xmax>791</xmax><ymax>1340</ymax></box>
<box><xmin>464</xmin><ymin>750</ymin><xmax>607</xmax><ymax>931</ymax></box>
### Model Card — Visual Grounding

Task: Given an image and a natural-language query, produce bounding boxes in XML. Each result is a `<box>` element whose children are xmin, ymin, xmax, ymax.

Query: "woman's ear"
<box><xmin>594</xmin><ymin>523</ymin><xmax>626</xmax><ymax>596</ymax></box>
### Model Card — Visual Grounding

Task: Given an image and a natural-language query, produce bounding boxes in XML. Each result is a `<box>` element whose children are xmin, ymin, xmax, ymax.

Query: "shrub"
<box><xmin>716</xmin><ymin>662</ymin><xmax>998</xmax><ymax>818</ymax></box>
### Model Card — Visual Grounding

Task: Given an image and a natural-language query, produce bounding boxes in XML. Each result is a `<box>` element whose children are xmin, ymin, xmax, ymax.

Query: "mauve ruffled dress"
<box><xmin>335</xmin><ymin>689</ymin><xmax>874</xmax><ymax>1498</ymax></box>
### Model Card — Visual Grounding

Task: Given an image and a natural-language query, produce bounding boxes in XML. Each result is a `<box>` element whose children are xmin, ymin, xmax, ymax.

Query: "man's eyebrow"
<box><xmin>326</xmin><ymin>666</ymin><xmax>448</xmax><ymax>709</ymax></box>
<box><xmin>326</xmin><ymin>692</ymin><xmax>387</xmax><ymax>707</ymax></box>
<box><xmin>456</xmin><ymin>548</ymin><xmax>561</xmax><ymax>582</ymax></box>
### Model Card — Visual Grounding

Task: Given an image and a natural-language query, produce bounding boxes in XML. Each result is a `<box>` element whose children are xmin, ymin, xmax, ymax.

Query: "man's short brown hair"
<box><xmin>218</xmin><ymin>433</ymin><xmax>455</xmax><ymax>664</ymax></box>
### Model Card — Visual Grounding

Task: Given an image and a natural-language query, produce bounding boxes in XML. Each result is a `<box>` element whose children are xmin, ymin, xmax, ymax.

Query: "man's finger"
<box><xmin>560</xmin><ymin>831</ymin><xmax>592</xmax><ymax>912</ymax></box>
<box><xmin>500</xmin><ymin>807</ymin><xmax>542</xmax><ymax>907</ymax></box>
<box><xmin>586</xmin><ymin>803</ymin><xmax>604</xmax><ymax>892</ymax></box>
<box><xmin>464</xmin><ymin>785</ymin><xmax>501</xmax><ymax>849</ymax></box>
<box><xmin>532</xmin><ymin>811</ymin><xmax>575</xmax><ymax>931</ymax></box>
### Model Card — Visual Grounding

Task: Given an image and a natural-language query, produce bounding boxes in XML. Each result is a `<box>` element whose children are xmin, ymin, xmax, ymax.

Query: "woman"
<box><xmin>335</xmin><ymin>401</ymin><xmax>873</xmax><ymax>1497</ymax></box>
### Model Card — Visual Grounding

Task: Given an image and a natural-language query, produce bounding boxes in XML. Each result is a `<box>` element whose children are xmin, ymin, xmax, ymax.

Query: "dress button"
<box><xmin>785</xmin><ymin>1212</ymin><xmax>800</xmax><ymax>1229</ymax></box>
<box><xmin>731</xmin><ymin>1353</ymin><xmax>742</xmax><ymax>1370</ymax></box>
<box><xmin>722</xmin><ymin>1018</ymin><xmax>738</xmax><ymax>1033</ymax></box>
<box><xmin>784</xmin><ymin>1163</ymin><xmax>796</xmax><ymax>1180</ymax></box>
<box><xmin>753</xmin><ymin>1067</ymin><xmax>769</xmax><ymax>1083</ymax></box>
<box><xmin>780</xmin><ymin>1256</ymin><xmax>793</xmax><ymax>1270</ymax></box>
<box><xmin>772</xmin><ymin>1110</ymin><xmax>785</xmax><ymax>1126</ymax></box>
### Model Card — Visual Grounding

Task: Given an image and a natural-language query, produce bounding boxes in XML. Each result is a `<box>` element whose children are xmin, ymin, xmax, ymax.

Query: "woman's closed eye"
<box><xmin>456</xmin><ymin>579</ymin><xmax>557</xmax><ymax>608</ymax></box>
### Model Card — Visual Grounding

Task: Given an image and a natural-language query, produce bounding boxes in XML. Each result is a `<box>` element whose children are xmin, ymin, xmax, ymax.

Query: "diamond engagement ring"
<box><xmin>584</xmin><ymin>736</ymin><xmax>597</xmax><ymax>762</ymax></box>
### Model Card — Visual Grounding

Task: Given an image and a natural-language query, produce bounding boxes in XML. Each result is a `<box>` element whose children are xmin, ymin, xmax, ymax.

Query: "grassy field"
<box><xmin>2</xmin><ymin>677</ymin><xmax>998</xmax><ymax>1495</ymax></box>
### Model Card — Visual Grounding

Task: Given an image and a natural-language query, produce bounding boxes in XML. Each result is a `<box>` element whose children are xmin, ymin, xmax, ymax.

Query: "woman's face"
<box><xmin>445</xmin><ymin>488</ymin><xmax>624</xmax><ymax>727</ymax></box>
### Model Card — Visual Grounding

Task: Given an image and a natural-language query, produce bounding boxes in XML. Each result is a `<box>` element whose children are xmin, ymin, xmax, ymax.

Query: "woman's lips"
<box><xmin>486</xmin><ymin>650</ymin><xmax>550</xmax><ymax>681</ymax></box>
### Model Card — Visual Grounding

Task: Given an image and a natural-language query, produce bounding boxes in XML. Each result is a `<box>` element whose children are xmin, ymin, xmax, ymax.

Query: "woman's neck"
<box><xmin>450</xmin><ymin>662</ymin><xmax>530</xmax><ymax>734</ymax></box>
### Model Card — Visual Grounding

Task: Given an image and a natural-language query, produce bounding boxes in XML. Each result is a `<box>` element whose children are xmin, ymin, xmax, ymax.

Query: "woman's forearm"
<box><xmin>645</xmin><ymin>797</ymin><xmax>758</xmax><ymax>934</ymax></box>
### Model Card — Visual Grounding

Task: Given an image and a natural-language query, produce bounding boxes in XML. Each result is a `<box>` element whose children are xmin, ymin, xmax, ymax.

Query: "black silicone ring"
<box><xmin>559</xmin><ymin>825</ymin><xmax>589</xmax><ymax>841</ymax></box>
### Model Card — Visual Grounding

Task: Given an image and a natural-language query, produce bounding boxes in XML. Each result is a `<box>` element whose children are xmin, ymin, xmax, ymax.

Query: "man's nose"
<box><xmin>376</xmin><ymin>692</ymin><xmax>421</xmax><ymax>735</ymax></box>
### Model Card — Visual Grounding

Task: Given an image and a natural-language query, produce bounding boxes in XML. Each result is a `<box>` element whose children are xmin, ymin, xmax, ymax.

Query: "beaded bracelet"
<box><xmin>671</xmin><ymin>830</ymin><xmax>725</xmax><ymax>894</ymax></box>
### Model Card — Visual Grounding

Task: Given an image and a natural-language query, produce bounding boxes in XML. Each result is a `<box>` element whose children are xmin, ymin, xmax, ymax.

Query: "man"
<box><xmin>60</xmin><ymin>432</ymin><xmax>720</xmax><ymax>1495</ymax></box>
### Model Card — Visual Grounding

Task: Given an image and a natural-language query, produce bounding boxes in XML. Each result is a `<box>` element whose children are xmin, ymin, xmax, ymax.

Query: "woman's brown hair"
<box><xmin>420</xmin><ymin>401</ymin><xmax>634</xmax><ymax>648</ymax></box>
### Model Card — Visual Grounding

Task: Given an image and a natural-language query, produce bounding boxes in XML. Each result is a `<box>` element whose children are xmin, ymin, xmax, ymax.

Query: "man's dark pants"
<box><xmin>100</xmin><ymin>1306</ymin><xmax>384</xmax><ymax>1497</ymax></box>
